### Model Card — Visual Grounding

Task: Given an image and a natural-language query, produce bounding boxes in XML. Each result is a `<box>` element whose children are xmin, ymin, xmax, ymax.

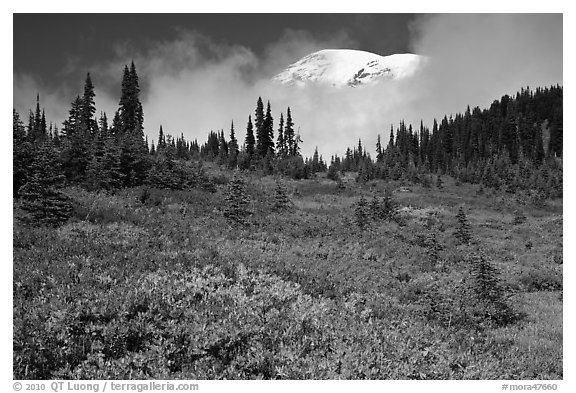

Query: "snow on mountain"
<box><xmin>273</xmin><ymin>49</ymin><xmax>425</xmax><ymax>88</ymax></box>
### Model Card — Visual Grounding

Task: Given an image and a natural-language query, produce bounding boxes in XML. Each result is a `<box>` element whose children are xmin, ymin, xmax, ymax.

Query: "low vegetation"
<box><xmin>13</xmin><ymin>168</ymin><xmax>562</xmax><ymax>379</ymax></box>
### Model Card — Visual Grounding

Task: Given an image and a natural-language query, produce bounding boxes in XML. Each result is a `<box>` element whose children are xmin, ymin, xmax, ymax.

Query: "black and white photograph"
<box><xmin>9</xmin><ymin>5</ymin><xmax>567</xmax><ymax>389</ymax></box>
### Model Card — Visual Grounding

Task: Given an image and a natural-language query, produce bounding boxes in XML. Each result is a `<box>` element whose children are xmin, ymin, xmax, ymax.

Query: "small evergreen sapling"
<box><xmin>354</xmin><ymin>196</ymin><xmax>369</xmax><ymax>231</ymax></box>
<box><xmin>425</xmin><ymin>231</ymin><xmax>442</xmax><ymax>269</ymax></box>
<box><xmin>455</xmin><ymin>207</ymin><xmax>472</xmax><ymax>245</ymax></box>
<box><xmin>513</xmin><ymin>210</ymin><xmax>527</xmax><ymax>225</ymax></box>
<box><xmin>436</xmin><ymin>175</ymin><xmax>444</xmax><ymax>189</ymax></box>
<box><xmin>273</xmin><ymin>180</ymin><xmax>292</xmax><ymax>211</ymax></box>
<box><xmin>223</xmin><ymin>173</ymin><xmax>251</xmax><ymax>225</ymax></box>
<box><xmin>467</xmin><ymin>251</ymin><xmax>518</xmax><ymax>326</ymax></box>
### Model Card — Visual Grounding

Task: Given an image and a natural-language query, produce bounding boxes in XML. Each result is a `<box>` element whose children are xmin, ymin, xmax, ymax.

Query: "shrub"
<box><xmin>518</xmin><ymin>268</ymin><xmax>562</xmax><ymax>292</ymax></box>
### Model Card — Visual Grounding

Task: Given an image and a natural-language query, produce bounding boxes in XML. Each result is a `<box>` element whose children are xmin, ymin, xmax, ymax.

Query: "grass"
<box><xmin>13</xmin><ymin>170</ymin><xmax>563</xmax><ymax>379</ymax></box>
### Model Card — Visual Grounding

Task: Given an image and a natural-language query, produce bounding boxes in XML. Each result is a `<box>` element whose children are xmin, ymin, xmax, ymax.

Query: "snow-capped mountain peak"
<box><xmin>273</xmin><ymin>49</ymin><xmax>425</xmax><ymax>88</ymax></box>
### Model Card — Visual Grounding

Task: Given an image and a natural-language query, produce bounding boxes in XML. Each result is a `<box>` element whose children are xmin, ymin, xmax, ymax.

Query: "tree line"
<box><xmin>13</xmin><ymin>62</ymin><xmax>562</xmax><ymax>226</ymax></box>
<box><xmin>327</xmin><ymin>85</ymin><xmax>562</xmax><ymax>197</ymax></box>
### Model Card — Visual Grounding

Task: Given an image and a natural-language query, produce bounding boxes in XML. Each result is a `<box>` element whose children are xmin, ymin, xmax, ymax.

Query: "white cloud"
<box><xmin>13</xmin><ymin>14</ymin><xmax>562</xmax><ymax>159</ymax></box>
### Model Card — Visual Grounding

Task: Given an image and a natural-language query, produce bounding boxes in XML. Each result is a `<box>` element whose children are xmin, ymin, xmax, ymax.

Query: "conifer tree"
<box><xmin>29</xmin><ymin>94</ymin><xmax>46</xmax><ymax>142</ymax></box>
<box><xmin>80</xmin><ymin>73</ymin><xmax>98</xmax><ymax>139</ymax></box>
<box><xmin>157</xmin><ymin>125</ymin><xmax>166</xmax><ymax>151</ymax></box>
<box><xmin>277</xmin><ymin>112</ymin><xmax>286</xmax><ymax>157</ymax></box>
<box><xmin>381</xmin><ymin>187</ymin><xmax>399</xmax><ymax>222</ymax></box>
<box><xmin>61</xmin><ymin>96</ymin><xmax>90</xmax><ymax>182</ymax></box>
<box><xmin>513</xmin><ymin>209</ymin><xmax>527</xmax><ymax>225</ymax></box>
<box><xmin>425</xmin><ymin>231</ymin><xmax>442</xmax><ymax>268</ymax></box>
<box><xmin>311</xmin><ymin>147</ymin><xmax>320</xmax><ymax>173</ymax></box>
<box><xmin>13</xmin><ymin>109</ymin><xmax>31</xmax><ymax>198</ymax></box>
<box><xmin>223</xmin><ymin>173</ymin><xmax>251</xmax><ymax>225</ymax></box>
<box><xmin>264</xmin><ymin>101</ymin><xmax>275</xmax><ymax>154</ymax></box>
<box><xmin>284</xmin><ymin>107</ymin><xmax>296</xmax><ymax>155</ymax></box>
<box><xmin>467</xmin><ymin>251</ymin><xmax>517</xmax><ymax>325</ymax></box>
<box><xmin>436</xmin><ymin>175</ymin><xmax>444</xmax><ymax>189</ymax></box>
<box><xmin>254</xmin><ymin>97</ymin><xmax>266</xmax><ymax>157</ymax></box>
<box><xmin>40</xmin><ymin>110</ymin><xmax>47</xmax><ymax>140</ymax></box>
<box><xmin>245</xmin><ymin>115</ymin><xmax>255</xmax><ymax>158</ymax></box>
<box><xmin>217</xmin><ymin>130</ymin><xmax>229</xmax><ymax>164</ymax></box>
<box><xmin>273</xmin><ymin>179</ymin><xmax>292</xmax><ymax>211</ymax></box>
<box><xmin>18</xmin><ymin>143</ymin><xmax>72</xmax><ymax>227</ymax></box>
<box><xmin>117</xmin><ymin>62</ymin><xmax>149</xmax><ymax>186</ymax></box>
<box><xmin>376</xmin><ymin>134</ymin><xmax>383</xmax><ymax>162</ymax></box>
<box><xmin>256</xmin><ymin>100</ymin><xmax>274</xmax><ymax>158</ymax></box>
<box><xmin>455</xmin><ymin>207</ymin><xmax>472</xmax><ymax>245</ymax></box>
<box><xmin>354</xmin><ymin>195</ymin><xmax>369</xmax><ymax>231</ymax></box>
<box><xmin>228</xmin><ymin>121</ymin><xmax>239</xmax><ymax>168</ymax></box>
<box><xmin>369</xmin><ymin>194</ymin><xmax>382</xmax><ymax>220</ymax></box>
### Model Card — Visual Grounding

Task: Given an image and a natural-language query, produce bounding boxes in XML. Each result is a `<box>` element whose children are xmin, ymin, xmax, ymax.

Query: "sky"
<box><xmin>13</xmin><ymin>13</ymin><xmax>563</xmax><ymax>157</ymax></box>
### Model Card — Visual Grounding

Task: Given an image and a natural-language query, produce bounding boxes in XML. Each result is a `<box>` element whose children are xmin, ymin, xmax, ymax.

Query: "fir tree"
<box><xmin>223</xmin><ymin>173</ymin><xmax>251</xmax><ymax>225</ymax></box>
<box><xmin>254</xmin><ymin>97</ymin><xmax>266</xmax><ymax>157</ymax></box>
<box><xmin>311</xmin><ymin>147</ymin><xmax>320</xmax><ymax>173</ymax></box>
<box><xmin>376</xmin><ymin>134</ymin><xmax>383</xmax><ymax>162</ymax></box>
<box><xmin>467</xmin><ymin>251</ymin><xmax>517</xmax><ymax>326</ymax></box>
<box><xmin>455</xmin><ymin>207</ymin><xmax>472</xmax><ymax>245</ymax></box>
<box><xmin>273</xmin><ymin>179</ymin><xmax>292</xmax><ymax>211</ymax></box>
<box><xmin>276</xmin><ymin>112</ymin><xmax>286</xmax><ymax>157</ymax></box>
<box><xmin>513</xmin><ymin>209</ymin><xmax>527</xmax><ymax>225</ymax></box>
<box><xmin>157</xmin><ymin>125</ymin><xmax>166</xmax><ymax>150</ymax></box>
<box><xmin>18</xmin><ymin>143</ymin><xmax>72</xmax><ymax>227</ymax></box>
<box><xmin>369</xmin><ymin>194</ymin><xmax>382</xmax><ymax>220</ymax></box>
<box><xmin>228</xmin><ymin>121</ymin><xmax>239</xmax><ymax>168</ymax></box>
<box><xmin>217</xmin><ymin>130</ymin><xmax>229</xmax><ymax>164</ymax></box>
<box><xmin>425</xmin><ymin>231</ymin><xmax>442</xmax><ymax>269</ymax></box>
<box><xmin>354</xmin><ymin>195</ymin><xmax>369</xmax><ymax>231</ymax></box>
<box><xmin>61</xmin><ymin>96</ymin><xmax>90</xmax><ymax>182</ymax></box>
<box><xmin>80</xmin><ymin>72</ymin><xmax>98</xmax><ymax>139</ymax></box>
<box><xmin>245</xmin><ymin>115</ymin><xmax>255</xmax><ymax>158</ymax></box>
<box><xmin>117</xmin><ymin>62</ymin><xmax>149</xmax><ymax>186</ymax></box>
<box><xmin>381</xmin><ymin>187</ymin><xmax>398</xmax><ymax>221</ymax></box>
<box><xmin>13</xmin><ymin>109</ymin><xmax>31</xmax><ymax>198</ymax></box>
<box><xmin>436</xmin><ymin>175</ymin><xmax>444</xmax><ymax>189</ymax></box>
<box><xmin>284</xmin><ymin>107</ymin><xmax>296</xmax><ymax>156</ymax></box>
<box><xmin>256</xmin><ymin>100</ymin><xmax>274</xmax><ymax>157</ymax></box>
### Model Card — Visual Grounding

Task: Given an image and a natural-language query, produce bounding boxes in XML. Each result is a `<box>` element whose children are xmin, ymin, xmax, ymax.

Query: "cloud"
<box><xmin>13</xmin><ymin>14</ymin><xmax>562</xmax><ymax>159</ymax></box>
<box><xmin>406</xmin><ymin>14</ymin><xmax>562</xmax><ymax>117</ymax></box>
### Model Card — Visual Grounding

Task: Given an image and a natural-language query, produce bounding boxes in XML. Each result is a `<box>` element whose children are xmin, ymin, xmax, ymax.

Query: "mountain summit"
<box><xmin>273</xmin><ymin>49</ymin><xmax>425</xmax><ymax>88</ymax></box>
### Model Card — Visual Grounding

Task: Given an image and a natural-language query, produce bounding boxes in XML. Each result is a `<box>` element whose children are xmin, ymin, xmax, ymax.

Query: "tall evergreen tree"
<box><xmin>80</xmin><ymin>72</ymin><xmax>98</xmax><ymax>139</ymax></box>
<box><xmin>61</xmin><ymin>96</ymin><xmax>90</xmax><ymax>182</ymax></box>
<box><xmin>276</xmin><ymin>112</ymin><xmax>286</xmax><ymax>157</ymax></box>
<box><xmin>117</xmin><ymin>62</ymin><xmax>149</xmax><ymax>186</ymax></box>
<box><xmin>228</xmin><ymin>121</ymin><xmax>239</xmax><ymax>168</ymax></box>
<box><xmin>245</xmin><ymin>115</ymin><xmax>255</xmax><ymax>158</ymax></box>
<box><xmin>254</xmin><ymin>97</ymin><xmax>266</xmax><ymax>157</ymax></box>
<box><xmin>13</xmin><ymin>109</ymin><xmax>31</xmax><ymax>198</ymax></box>
<box><xmin>263</xmin><ymin>101</ymin><xmax>275</xmax><ymax>155</ymax></box>
<box><xmin>157</xmin><ymin>125</ymin><xmax>166</xmax><ymax>150</ymax></box>
<box><xmin>284</xmin><ymin>107</ymin><xmax>296</xmax><ymax>156</ymax></box>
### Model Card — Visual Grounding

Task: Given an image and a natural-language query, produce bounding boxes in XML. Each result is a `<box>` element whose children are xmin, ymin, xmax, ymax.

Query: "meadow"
<box><xmin>13</xmin><ymin>164</ymin><xmax>563</xmax><ymax>379</ymax></box>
